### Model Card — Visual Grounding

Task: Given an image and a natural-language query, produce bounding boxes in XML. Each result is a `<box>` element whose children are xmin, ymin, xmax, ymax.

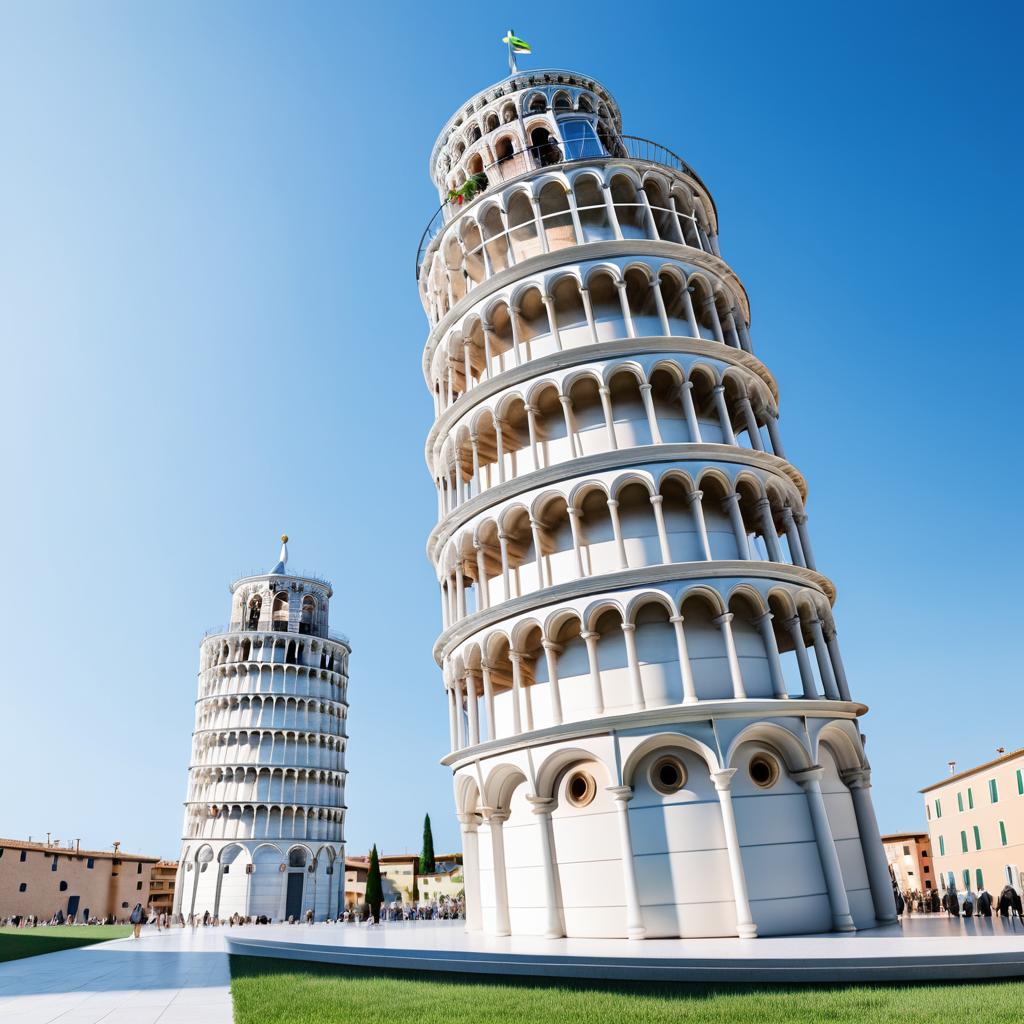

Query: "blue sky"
<box><xmin>1</xmin><ymin>1</ymin><xmax>1020</xmax><ymax>860</ymax></box>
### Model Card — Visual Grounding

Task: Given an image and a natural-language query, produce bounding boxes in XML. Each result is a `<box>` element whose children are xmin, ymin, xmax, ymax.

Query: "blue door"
<box><xmin>285</xmin><ymin>872</ymin><xmax>304</xmax><ymax>919</ymax></box>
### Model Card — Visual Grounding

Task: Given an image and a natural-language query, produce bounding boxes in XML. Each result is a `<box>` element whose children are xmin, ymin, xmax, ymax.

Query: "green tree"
<box><xmin>364</xmin><ymin>845</ymin><xmax>383</xmax><ymax>920</ymax></box>
<box><xmin>420</xmin><ymin>814</ymin><xmax>436</xmax><ymax>874</ymax></box>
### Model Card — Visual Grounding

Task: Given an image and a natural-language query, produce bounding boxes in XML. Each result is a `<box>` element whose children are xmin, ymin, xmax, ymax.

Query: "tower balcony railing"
<box><xmin>415</xmin><ymin>134</ymin><xmax>707</xmax><ymax>278</ymax></box>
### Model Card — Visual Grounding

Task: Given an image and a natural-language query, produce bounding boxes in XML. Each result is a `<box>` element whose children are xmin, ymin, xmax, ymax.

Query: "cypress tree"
<box><xmin>364</xmin><ymin>845</ymin><xmax>383</xmax><ymax>919</ymax></box>
<box><xmin>420</xmin><ymin>813</ymin><xmax>436</xmax><ymax>874</ymax></box>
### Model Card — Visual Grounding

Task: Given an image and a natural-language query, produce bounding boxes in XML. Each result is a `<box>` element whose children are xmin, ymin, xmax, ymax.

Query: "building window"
<box><xmin>20</xmin><ymin>850</ymin><xmax>26</xmax><ymax>862</ymax></box>
<box><xmin>19</xmin><ymin>883</ymin><xmax>27</xmax><ymax>892</ymax></box>
<box><xmin>121</xmin><ymin>902</ymin><xmax>129</xmax><ymax>909</ymax></box>
<box><xmin>136</xmin><ymin>881</ymin><xmax>143</xmax><ymax>891</ymax></box>
<box><xmin>957</xmin><ymin>792</ymin><xmax>964</xmax><ymax>813</ymax></box>
<box><xmin>939</xmin><ymin>836</ymin><xmax>945</xmax><ymax>856</ymax></box>
<box><xmin>962</xmin><ymin>869</ymin><xmax>970</xmax><ymax>890</ymax></box>
<box><xmin>902</xmin><ymin>845</ymin><xmax>911</xmax><ymax>856</ymax></box>
<box><xmin>1000</xmin><ymin>820</ymin><xmax>1008</xmax><ymax>846</ymax></box>
<box><xmin>565</xmin><ymin>769</ymin><xmax>597</xmax><ymax>807</ymax></box>
<box><xmin>961</xmin><ymin>831</ymin><xmax>968</xmax><ymax>853</ymax></box>
<box><xmin>59</xmin><ymin>881</ymin><xmax>68</xmax><ymax>892</ymax></box>
<box><xmin>935</xmin><ymin>799</ymin><xmax>942</xmax><ymax>818</ymax></box>
<box><xmin>976</xmin><ymin>868</ymin><xmax>984</xmax><ymax>889</ymax></box>
<box><xmin>51</xmin><ymin>859</ymin><xmax>58</xmax><ymax>872</ymax></box>
<box><xmin>749</xmin><ymin>754</ymin><xmax>780</xmax><ymax>789</ymax></box>
<box><xmin>137</xmin><ymin>863</ymin><xmax>143</xmax><ymax>874</ymax></box>
<box><xmin>87</xmin><ymin>858</ymin><xmax>94</xmax><ymax>869</ymax></box>
<box><xmin>649</xmin><ymin>755</ymin><xmax>687</xmax><ymax>794</ymax></box>
<box><xmin>1018</xmin><ymin>769</ymin><xmax>1023</xmax><ymax>795</ymax></box>
<box><xmin>974</xmin><ymin>825</ymin><xmax>982</xmax><ymax>850</ymax></box>
<box><xmin>924</xmin><ymin>865</ymin><xmax>931</xmax><ymax>874</ymax></box>
<box><xmin>967</xmin><ymin>787</ymin><xmax>973</xmax><ymax>809</ymax></box>
<box><xmin>990</xmin><ymin>779</ymin><xmax>999</xmax><ymax>803</ymax></box>
<box><xmin>926</xmin><ymin>804</ymin><xmax>931</xmax><ymax>820</ymax></box>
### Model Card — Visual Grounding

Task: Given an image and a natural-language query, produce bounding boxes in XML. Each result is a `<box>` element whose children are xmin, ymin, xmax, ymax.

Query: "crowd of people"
<box><xmin>897</xmin><ymin>885</ymin><xmax>1024</xmax><ymax>922</ymax></box>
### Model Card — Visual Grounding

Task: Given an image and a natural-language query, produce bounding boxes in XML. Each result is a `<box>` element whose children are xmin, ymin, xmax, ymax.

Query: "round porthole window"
<box><xmin>650</xmin><ymin>755</ymin><xmax>687</xmax><ymax>794</ymax></box>
<box><xmin>749</xmin><ymin>753</ymin><xmax>780</xmax><ymax>789</ymax></box>
<box><xmin>565</xmin><ymin>770</ymin><xmax>596</xmax><ymax>808</ymax></box>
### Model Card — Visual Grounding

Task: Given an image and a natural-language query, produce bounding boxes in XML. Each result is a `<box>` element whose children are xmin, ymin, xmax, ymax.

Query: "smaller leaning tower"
<box><xmin>173</xmin><ymin>537</ymin><xmax>351</xmax><ymax>922</ymax></box>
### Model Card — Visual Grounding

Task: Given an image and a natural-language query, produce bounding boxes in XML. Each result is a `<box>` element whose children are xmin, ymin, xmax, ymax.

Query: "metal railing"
<box><xmin>415</xmin><ymin>134</ymin><xmax>707</xmax><ymax>278</ymax></box>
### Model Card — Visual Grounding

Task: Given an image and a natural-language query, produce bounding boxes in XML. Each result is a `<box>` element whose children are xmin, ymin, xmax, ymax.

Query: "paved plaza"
<box><xmin>2</xmin><ymin>915</ymin><xmax>1024</xmax><ymax>1023</ymax></box>
<box><xmin>0</xmin><ymin>927</ymin><xmax>231</xmax><ymax>1024</ymax></box>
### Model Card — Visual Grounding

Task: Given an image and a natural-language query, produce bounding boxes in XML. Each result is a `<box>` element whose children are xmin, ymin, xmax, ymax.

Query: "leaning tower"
<box><xmin>418</xmin><ymin>69</ymin><xmax>896</xmax><ymax>939</ymax></box>
<box><xmin>173</xmin><ymin>538</ymin><xmax>350</xmax><ymax>922</ymax></box>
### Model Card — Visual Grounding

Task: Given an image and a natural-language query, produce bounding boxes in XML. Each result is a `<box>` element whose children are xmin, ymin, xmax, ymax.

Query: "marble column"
<box><xmin>607</xmin><ymin>786</ymin><xmax>646</xmax><ymax>938</ymax></box>
<box><xmin>841</xmin><ymin>768</ymin><xmax>898</xmax><ymax>924</ymax></box>
<box><xmin>526</xmin><ymin>796</ymin><xmax>564</xmax><ymax>938</ymax></box>
<box><xmin>709</xmin><ymin>769</ymin><xmax>758</xmax><ymax>938</ymax></box>
<box><xmin>793</xmin><ymin>766</ymin><xmax>856</xmax><ymax>931</ymax></box>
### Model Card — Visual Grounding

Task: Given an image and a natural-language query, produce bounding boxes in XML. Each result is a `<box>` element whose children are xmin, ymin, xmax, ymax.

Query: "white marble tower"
<box><xmin>173</xmin><ymin>537</ymin><xmax>350</xmax><ymax>922</ymax></box>
<box><xmin>418</xmin><ymin>69</ymin><xmax>895</xmax><ymax>939</ymax></box>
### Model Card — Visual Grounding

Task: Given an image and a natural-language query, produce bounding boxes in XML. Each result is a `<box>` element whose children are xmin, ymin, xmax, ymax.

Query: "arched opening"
<box><xmin>537</xmin><ymin>181</ymin><xmax>575</xmax><ymax>250</ymax></box>
<box><xmin>530</xmin><ymin>126</ymin><xmax>561</xmax><ymax>167</ymax></box>
<box><xmin>299</xmin><ymin>596</ymin><xmax>316</xmax><ymax>636</ymax></box>
<box><xmin>271</xmin><ymin>592</ymin><xmax>289</xmax><ymax>632</ymax></box>
<box><xmin>247</xmin><ymin>596</ymin><xmax>262</xmax><ymax>631</ymax></box>
<box><xmin>573</xmin><ymin>175</ymin><xmax>611</xmax><ymax>242</ymax></box>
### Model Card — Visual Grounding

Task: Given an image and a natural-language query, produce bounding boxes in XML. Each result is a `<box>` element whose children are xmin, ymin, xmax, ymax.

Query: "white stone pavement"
<box><xmin>3</xmin><ymin>914</ymin><xmax>1024</xmax><ymax>1023</ymax></box>
<box><xmin>0</xmin><ymin>927</ymin><xmax>232</xmax><ymax>1024</ymax></box>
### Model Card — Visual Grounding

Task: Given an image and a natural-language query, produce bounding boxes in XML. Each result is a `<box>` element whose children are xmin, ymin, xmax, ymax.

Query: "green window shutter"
<box><xmin>976</xmin><ymin>868</ymin><xmax>984</xmax><ymax>889</ymax></box>
<box><xmin>957</xmin><ymin>792</ymin><xmax>964</xmax><ymax>812</ymax></box>
<box><xmin>990</xmin><ymin>779</ymin><xmax>999</xmax><ymax>803</ymax></box>
<box><xmin>968</xmin><ymin>787</ymin><xmax>974</xmax><ymax>809</ymax></box>
<box><xmin>973</xmin><ymin>825</ymin><xmax>981</xmax><ymax>850</ymax></box>
<box><xmin>1017</xmin><ymin>770</ymin><xmax>1023</xmax><ymax>795</ymax></box>
<box><xmin>961</xmin><ymin>831</ymin><xmax>968</xmax><ymax>853</ymax></box>
<box><xmin>963</xmin><ymin>869</ymin><xmax>970</xmax><ymax>889</ymax></box>
<box><xmin>936</xmin><ymin>798</ymin><xmax>942</xmax><ymax>818</ymax></box>
<box><xmin>1000</xmin><ymin>821</ymin><xmax>1008</xmax><ymax>846</ymax></box>
<box><xmin>939</xmin><ymin>835</ymin><xmax>945</xmax><ymax>856</ymax></box>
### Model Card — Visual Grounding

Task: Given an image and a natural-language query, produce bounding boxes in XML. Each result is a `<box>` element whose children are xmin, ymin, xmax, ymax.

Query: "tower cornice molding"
<box><xmin>431</xmin><ymin>560</ymin><xmax>835</xmax><ymax>664</ymax></box>
<box><xmin>439</xmin><ymin>699</ymin><xmax>867</xmax><ymax>769</ymax></box>
<box><xmin>425</xmin><ymin>335</ymin><xmax>778</xmax><ymax>460</ymax></box>
<box><xmin>422</xmin><ymin>241</ymin><xmax>751</xmax><ymax>380</ymax></box>
<box><xmin>427</xmin><ymin>443</ymin><xmax>807</xmax><ymax>558</ymax></box>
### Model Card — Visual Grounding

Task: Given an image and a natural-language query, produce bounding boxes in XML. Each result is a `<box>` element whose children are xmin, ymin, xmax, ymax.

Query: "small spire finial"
<box><xmin>281</xmin><ymin>534</ymin><xmax>289</xmax><ymax>543</ymax></box>
<box><xmin>271</xmin><ymin>534</ymin><xmax>289</xmax><ymax>575</ymax></box>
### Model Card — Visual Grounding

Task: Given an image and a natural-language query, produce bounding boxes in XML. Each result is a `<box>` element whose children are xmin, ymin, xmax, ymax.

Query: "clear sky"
<box><xmin>1</xmin><ymin>1</ymin><xmax>1020</xmax><ymax>861</ymax></box>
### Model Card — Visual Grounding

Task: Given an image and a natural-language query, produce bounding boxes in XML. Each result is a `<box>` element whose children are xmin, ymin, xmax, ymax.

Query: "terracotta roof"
<box><xmin>0</xmin><ymin>838</ymin><xmax>160</xmax><ymax>862</ymax></box>
<box><xmin>919</xmin><ymin>748</ymin><xmax>1024</xmax><ymax>793</ymax></box>
<box><xmin>881</xmin><ymin>832</ymin><xmax>929</xmax><ymax>842</ymax></box>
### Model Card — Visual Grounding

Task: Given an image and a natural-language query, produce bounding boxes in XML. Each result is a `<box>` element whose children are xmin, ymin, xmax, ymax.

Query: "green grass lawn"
<box><xmin>229</xmin><ymin>955</ymin><xmax>1024</xmax><ymax>1024</ymax></box>
<box><xmin>0</xmin><ymin>925</ymin><xmax>131</xmax><ymax>963</ymax></box>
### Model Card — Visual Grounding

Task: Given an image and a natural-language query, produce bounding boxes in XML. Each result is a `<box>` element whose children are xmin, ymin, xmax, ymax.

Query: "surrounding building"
<box><xmin>173</xmin><ymin>537</ymin><xmax>351</xmax><ymax>921</ymax></box>
<box><xmin>881</xmin><ymin>832</ymin><xmax>933</xmax><ymax>894</ymax></box>
<box><xmin>922</xmin><ymin>750</ymin><xmax>1024</xmax><ymax>895</ymax></box>
<box><xmin>0</xmin><ymin>838</ymin><xmax>158</xmax><ymax>922</ymax></box>
<box><xmin>148</xmin><ymin>860</ymin><xmax>178</xmax><ymax>916</ymax></box>
<box><xmin>343</xmin><ymin>852</ymin><xmax>465</xmax><ymax>908</ymax></box>
<box><xmin>418</xmin><ymin>67</ymin><xmax>895</xmax><ymax>939</ymax></box>
<box><xmin>418</xmin><ymin>855</ymin><xmax>465</xmax><ymax>905</ymax></box>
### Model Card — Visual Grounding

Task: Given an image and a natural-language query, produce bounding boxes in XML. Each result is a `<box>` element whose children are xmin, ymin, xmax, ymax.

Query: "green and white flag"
<box><xmin>502</xmin><ymin>30</ymin><xmax>531</xmax><ymax>73</ymax></box>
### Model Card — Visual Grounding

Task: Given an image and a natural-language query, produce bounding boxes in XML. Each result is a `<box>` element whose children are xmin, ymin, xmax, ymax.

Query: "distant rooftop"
<box><xmin>0</xmin><ymin>837</ymin><xmax>160</xmax><ymax>862</ymax></box>
<box><xmin>919</xmin><ymin>748</ymin><xmax>1024</xmax><ymax>793</ymax></box>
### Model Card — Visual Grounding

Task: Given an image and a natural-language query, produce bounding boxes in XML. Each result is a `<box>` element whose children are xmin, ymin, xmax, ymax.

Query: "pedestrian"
<box><xmin>962</xmin><ymin>890</ymin><xmax>975</xmax><ymax>917</ymax></box>
<box><xmin>977</xmin><ymin>887</ymin><xmax>993</xmax><ymax>917</ymax></box>
<box><xmin>129</xmin><ymin>903</ymin><xmax>145</xmax><ymax>940</ymax></box>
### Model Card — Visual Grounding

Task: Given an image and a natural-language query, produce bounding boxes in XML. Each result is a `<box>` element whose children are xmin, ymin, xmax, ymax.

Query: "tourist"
<box><xmin>977</xmin><ymin>887</ymin><xmax>993</xmax><ymax>917</ymax></box>
<box><xmin>306</xmin><ymin>909</ymin><xmax>314</xmax><ymax>925</ymax></box>
<box><xmin>129</xmin><ymin>903</ymin><xmax>145</xmax><ymax>940</ymax></box>
<box><xmin>961</xmin><ymin>890</ymin><xmax>975</xmax><ymax>917</ymax></box>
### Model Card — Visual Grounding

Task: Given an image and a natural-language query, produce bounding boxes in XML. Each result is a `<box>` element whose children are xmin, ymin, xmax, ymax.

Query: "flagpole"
<box><xmin>507</xmin><ymin>28</ymin><xmax>516</xmax><ymax>75</ymax></box>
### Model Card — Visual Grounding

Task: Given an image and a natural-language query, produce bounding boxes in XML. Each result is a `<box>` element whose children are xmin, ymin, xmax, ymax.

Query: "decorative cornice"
<box><xmin>431</xmin><ymin>560</ymin><xmax>835</xmax><ymax>663</ymax></box>
<box><xmin>440</xmin><ymin>699</ymin><xmax>867</xmax><ymax>768</ymax></box>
